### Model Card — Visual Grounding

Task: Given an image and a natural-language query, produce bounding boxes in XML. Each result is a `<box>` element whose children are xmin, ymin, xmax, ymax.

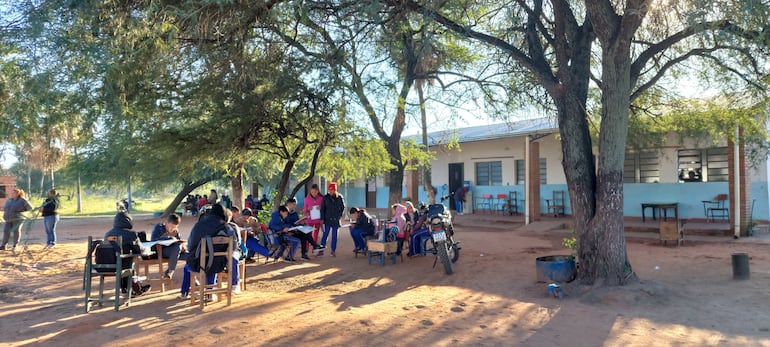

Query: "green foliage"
<box><xmin>562</xmin><ymin>234</ymin><xmax>577</xmax><ymax>257</ymax></box>
<box><xmin>316</xmin><ymin>132</ymin><xmax>394</xmax><ymax>184</ymax></box>
<box><xmin>401</xmin><ymin>137</ymin><xmax>435</xmax><ymax>171</ymax></box>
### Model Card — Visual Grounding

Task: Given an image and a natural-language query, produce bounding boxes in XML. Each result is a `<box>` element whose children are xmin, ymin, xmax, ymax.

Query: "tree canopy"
<box><xmin>2</xmin><ymin>0</ymin><xmax>768</xmax><ymax>288</ymax></box>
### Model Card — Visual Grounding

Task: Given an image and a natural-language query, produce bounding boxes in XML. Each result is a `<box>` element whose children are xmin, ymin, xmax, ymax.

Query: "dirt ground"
<box><xmin>1</xmin><ymin>214</ymin><xmax>770</xmax><ymax>347</ymax></box>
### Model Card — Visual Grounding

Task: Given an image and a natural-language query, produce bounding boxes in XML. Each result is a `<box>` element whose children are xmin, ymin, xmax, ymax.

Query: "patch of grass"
<box><xmin>28</xmin><ymin>194</ymin><xmax>179</xmax><ymax>217</ymax></box>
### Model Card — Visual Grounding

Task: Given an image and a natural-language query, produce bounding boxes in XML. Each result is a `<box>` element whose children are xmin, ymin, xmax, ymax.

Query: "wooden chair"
<box><xmin>189</xmin><ymin>236</ymin><xmax>234</xmax><ymax>309</ymax></box>
<box><xmin>546</xmin><ymin>190</ymin><xmax>566</xmax><ymax>217</ymax></box>
<box><xmin>237</xmin><ymin>229</ymin><xmax>248</xmax><ymax>291</ymax></box>
<box><xmin>659</xmin><ymin>219</ymin><xmax>684</xmax><ymax>246</ymax></box>
<box><xmin>135</xmin><ymin>244</ymin><xmax>171</xmax><ymax>292</ymax></box>
<box><xmin>83</xmin><ymin>236</ymin><xmax>134</xmax><ymax>312</ymax></box>
<box><xmin>702</xmin><ymin>194</ymin><xmax>729</xmax><ymax>222</ymax></box>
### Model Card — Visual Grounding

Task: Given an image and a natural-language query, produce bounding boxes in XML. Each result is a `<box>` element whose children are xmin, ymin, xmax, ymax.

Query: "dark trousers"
<box><xmin>292</xmin><ymin>232</ymin><xmax>320</xmax><ymax>255</ymax></box>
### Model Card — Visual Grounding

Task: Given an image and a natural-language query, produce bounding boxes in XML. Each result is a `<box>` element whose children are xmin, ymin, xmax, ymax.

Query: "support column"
<box><xmin>528</xmin><ymin>141</ymin><xmax>541</xmax><ymax>222</ymax></box>
<box><xmin>728</xmin><ymin>128</ymin><xmax>751</xmax><ymax>237</ymax></box>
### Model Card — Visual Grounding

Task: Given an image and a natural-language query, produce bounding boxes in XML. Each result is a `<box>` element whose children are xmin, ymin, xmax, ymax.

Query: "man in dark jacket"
<box><xmin>319</xmin><ymin>182</ymin><xmax>345</xmax><ymax>257</ymax></box>
<box><xmin>285</xmin><ymin>198</ymin><xmax>324</xmax><ymax>260</ymax></box>
<box><xmin>150</xmin><ymin>213</ymin><xmax>184</xmax><ymax>279</ymax></box>
<box><xmin>179</xmin><ymin>204</ymin><xmax>240</xmax><ymax>298</ymax></box>
<box><xmin>103</xmin><ymin>211</ymin><xmax>150</xmax><ymax>293</ymax></box>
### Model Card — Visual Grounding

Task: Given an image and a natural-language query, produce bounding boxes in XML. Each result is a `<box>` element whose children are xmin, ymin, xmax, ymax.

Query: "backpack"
<box><xmin>94</xmin><ymin>239</ymin><xmax>123</xmax><ymax>272</ymax></box>
<box><xmin>94</xmin><ymin>240</ymin><xmax>120</xmax><ymax>272</ymax></box>
<box><xmin>190</xmin><ymin>225</ymin><xmax>234</xmax><ymax>273</ymax></box>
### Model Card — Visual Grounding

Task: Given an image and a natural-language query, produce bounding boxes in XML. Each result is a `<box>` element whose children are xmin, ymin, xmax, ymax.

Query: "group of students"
<box><xmin>102</xmin><ymin>203</ymin><xmax>241</xmax><ymax>298</ymax></box>
<box><xmin>348</xmin><ymin>201</ymin><xmax>433</xmax><ymax>257</ymax></box>
<box><xmin>183</xmin><ymin>189</ymin><xmax>235</xmax><ymax>216</ymax></box>
<box><xmin>99</xmin><ymin>180</ymin><xmax>438</xmax><ymax>300</ymax></box>
<box><xmin>99</xmin><ymin>181</ymin><xmax>349</xmax><ymax>298</ymax></box>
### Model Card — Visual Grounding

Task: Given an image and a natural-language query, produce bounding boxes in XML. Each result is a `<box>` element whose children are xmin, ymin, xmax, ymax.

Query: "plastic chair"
<box><xmin>83</xmin><ymin>236</ymin><xmax>134</xmax><ymax>312</ymax></box>
<box><xmin>478</xmin><ymin>194</ymin><xmax>493</xmax><ymax>213</ymax></box>
<box><xmin>189</xmin><ymin>236</ymin><xmax>234</xmax><ymax>309</ymax></box>
<box><xmin>495</xmin><ymin>193</ymin><xmax>508</xmax><ymax>214</ymax></box>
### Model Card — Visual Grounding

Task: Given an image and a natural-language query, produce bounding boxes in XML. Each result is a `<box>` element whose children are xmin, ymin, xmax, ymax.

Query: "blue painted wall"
<box><xmin>419</xmin><ymin>182</ymin><xmax>766</xmax><ymax>220</ymax></box>
<box><xmin>312</xmin><ymin>181</ymin><xmax>768</xmax><ymax>221</ymax></box>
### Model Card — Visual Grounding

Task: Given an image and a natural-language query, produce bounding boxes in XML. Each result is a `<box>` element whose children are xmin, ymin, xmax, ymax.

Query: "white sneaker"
<box><xmin>232</xmin><ymin>286</ymin><xmax>241</xmax><ymax>295</ymax></box>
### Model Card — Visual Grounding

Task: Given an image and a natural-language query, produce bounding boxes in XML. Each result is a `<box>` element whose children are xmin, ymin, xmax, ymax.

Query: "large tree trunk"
<box><xmin>417</xmin><ymin>84</ymin><xmax>436</xmax><ymax>204</ymax></box>
<box><xmin>576</xmin><ymin>0</ymin><xmax>648</xmax><ymax>286</ymax></box>
<box><xmin>231</xmin><ymin>171</ymin><xmax>244</xmax><ymax>210</ymax></box>
<box><xmin>581</xmin><ymin>46</ymin><xmax>637</xmax><ymax>286</ymax></box>
<box><xmin>273</xmin><ymin>159</ymin><xmax>296</xmax><ymax>210</ymax></box>
<box><xmin>229</xmin><ymin>160</ymin><xmax>245</xmax><ymax>210</ymax></box>
<box><xmin>386</xmin><ymin>136</ymin><xmax>405</xmax><ymax>206</ymax></box>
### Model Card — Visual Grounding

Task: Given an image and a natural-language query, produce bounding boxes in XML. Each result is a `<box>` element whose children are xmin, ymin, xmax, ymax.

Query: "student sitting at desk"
<box><xmin>285</xmin><ymin>198</ymin><xmax>324</xmax><ymax>260</ymax></box>
<box><xmin>150</xmin><ymin>213</ymin><xmax>185</xmax><ymax>280</ymax></box>
<box><xmin>349</xmin><ymin>207</ymin><xmax>376</xmax><ymax>253</ymax></box>
<box><xmin>179</xmin><ymin>204</ymin><xmax>240</xmax><ymax>299</ymax></box>
<box><xmin>103</xmin><ymin>211</ymin><xmax>151</xmax><ymax>295</ymax></box>
<box><xmin>232</xmin><ymin>207</ymin><xmax>270</xmax><ymax>263</ymax></box>
<box><xmin>269</xmin><ymin>205</ymin><xmax>300</xmax><ymax>262</ymax></box>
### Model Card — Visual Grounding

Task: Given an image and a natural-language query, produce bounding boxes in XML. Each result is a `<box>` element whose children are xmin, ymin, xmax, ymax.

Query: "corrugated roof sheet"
<box><xmin>410</xmin><ymin>117</ymin><xmax>558</xmax><ymax>146</ymax></box>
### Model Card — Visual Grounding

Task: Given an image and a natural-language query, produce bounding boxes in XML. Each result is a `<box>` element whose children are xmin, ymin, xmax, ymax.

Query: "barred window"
<box><xmin>476</xmin><ymin>161</ymin><xmax>503</xmax><ymax>186</ymax></box>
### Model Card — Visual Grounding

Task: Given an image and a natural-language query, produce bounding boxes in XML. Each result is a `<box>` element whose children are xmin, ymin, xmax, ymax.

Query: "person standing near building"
<box><xmin>41</xmin><ymin>189</ymin><xmax>61</xmax><ymax>249</ymax></box>
<box><xmin>320</xmin><ymin>182</ymin><xmax>345</xmax><ymax>257</ymax></box>
<box><xmin>454</xmin><ymin>185</ymin><xmax>469</xmax><ymax>215</ymax></box>
<box><xmin>2</xmin><ymin>188</ymin><xmax>33</xmax><ymax>251</ymax></box>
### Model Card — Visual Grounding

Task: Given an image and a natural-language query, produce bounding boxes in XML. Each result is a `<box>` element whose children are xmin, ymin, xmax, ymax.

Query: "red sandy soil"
<box><xmin>1</xmin><ymin>214</ymin><xmax>769</xmax><ymax>346</ymax></box>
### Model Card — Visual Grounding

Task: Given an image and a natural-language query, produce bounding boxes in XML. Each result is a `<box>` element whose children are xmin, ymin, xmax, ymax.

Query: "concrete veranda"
<box><xmin>450</xmin><ymin>209</ymin><xmax>770</xmax><ymax>245</ymax></box>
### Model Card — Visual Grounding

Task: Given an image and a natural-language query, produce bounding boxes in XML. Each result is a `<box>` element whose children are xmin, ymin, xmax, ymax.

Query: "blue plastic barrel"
<box><xmin>535</xmin><ymin>255</ymin><xmax>577</xmax><ymax>283</ymax></box>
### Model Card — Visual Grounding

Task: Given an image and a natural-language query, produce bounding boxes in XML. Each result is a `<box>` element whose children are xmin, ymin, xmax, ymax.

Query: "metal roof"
<box><xmin>413</xmin><ymin>117</ymin><xmax>558</xmax><ymax>146</ymax></box>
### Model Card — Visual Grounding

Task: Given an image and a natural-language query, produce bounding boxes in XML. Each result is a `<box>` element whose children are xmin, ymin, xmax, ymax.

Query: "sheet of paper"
<box><xmin>288</xmin><ymin>225</ymin><xmax>315</xmax><ymax>234</ymax></box>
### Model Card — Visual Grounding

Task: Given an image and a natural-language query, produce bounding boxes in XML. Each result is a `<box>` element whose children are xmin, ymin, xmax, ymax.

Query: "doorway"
<box><xmin>448</xmin><ymin>163</ymin><xmax>464</xmax><ymax>210</ymax></box>
<box><xmin>365</xmin><ymin>178</ymin><xmax>377</xmax><ymax>208</ymax></box>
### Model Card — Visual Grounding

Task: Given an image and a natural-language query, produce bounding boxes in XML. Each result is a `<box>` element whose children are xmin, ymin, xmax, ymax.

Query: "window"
<box><xmin>476</xmin><ymin>161</ymin><xmax>502</xmax><ymax>186</ymax></box>
<box><xmin>515</xmin><ymin>158</ymin><xmax>547</xmax><ymax>185</ymax></box>
<box><xmin>677</xmin><ymin>147</ymin><xmax>728</xmax><ymax>182</ymax></box>
<box><xmin>625</xmin><ymin>151</ymin><xmax>660</xmax><ymax>183</ymax></box>
<box><xmin>515</xmin><ymin>160</ymin><xmax>525</xmax><ymax>185</ymax></box>
<box><xmin>677</xmin><ymin>149</ymin><xmax>702</xmax><ymax>182</ymax></box>
<box><xmin>706</xmin><ymin>148</ymin><xmax>728</xmax><ymax>182</ymax></box>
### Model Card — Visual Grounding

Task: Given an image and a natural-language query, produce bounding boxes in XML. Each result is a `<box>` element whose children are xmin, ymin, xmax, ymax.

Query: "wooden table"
<box><xmin>641</xmin><ymin>202</ymin><xmax>678</xmax><ymax>223</ymax></box>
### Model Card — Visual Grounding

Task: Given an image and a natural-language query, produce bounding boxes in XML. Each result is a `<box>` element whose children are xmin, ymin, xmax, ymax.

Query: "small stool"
<box><xmin>366</xmin><ymin>240</ymin><xmax>398</xmax><ymax>266</ymax></box>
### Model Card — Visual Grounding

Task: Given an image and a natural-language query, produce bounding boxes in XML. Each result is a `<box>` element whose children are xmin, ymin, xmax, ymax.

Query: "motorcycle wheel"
<box><xmin>448</xmin><ymin>240</ymin><xmax>460</xmax><ymax>263</ymax></box>
<box><xmin>436</xmin><ymin>240</ymin><xmax>454</xmax><ymax>275</ymax></box>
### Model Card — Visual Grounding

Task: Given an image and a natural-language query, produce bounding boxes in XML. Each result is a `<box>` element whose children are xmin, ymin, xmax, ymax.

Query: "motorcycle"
<box><xmin>423</xmin><ymin>195</ymin><xmax>460</xmax><ymax>275</ymax></box>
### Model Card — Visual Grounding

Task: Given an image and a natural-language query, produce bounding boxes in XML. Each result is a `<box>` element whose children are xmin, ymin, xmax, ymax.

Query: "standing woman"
<box><xmin>319</xmin><ymin>182</ymin><xmax>345</xmax><ymax>257</ymax></box>
<box><xmin>41</xmin><ymin>189</ymin><xmax>61</xmax><ymax>249</ymax></box>
<box><xmin>303</xmin><ymin>184</ymin><xmax>324</xmax><ymax>254</ymax></box>
<box><xmin>1</xmin><ymin>188</ymin><xmax>33</xmax><ymax>251</ymax></box>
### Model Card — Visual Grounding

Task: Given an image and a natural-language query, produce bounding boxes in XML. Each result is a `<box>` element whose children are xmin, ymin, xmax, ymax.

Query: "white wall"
<box><xmin>429</xmin><ymin>134</ymin><xmax>565</xmax><ymax>186</ymax></box>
